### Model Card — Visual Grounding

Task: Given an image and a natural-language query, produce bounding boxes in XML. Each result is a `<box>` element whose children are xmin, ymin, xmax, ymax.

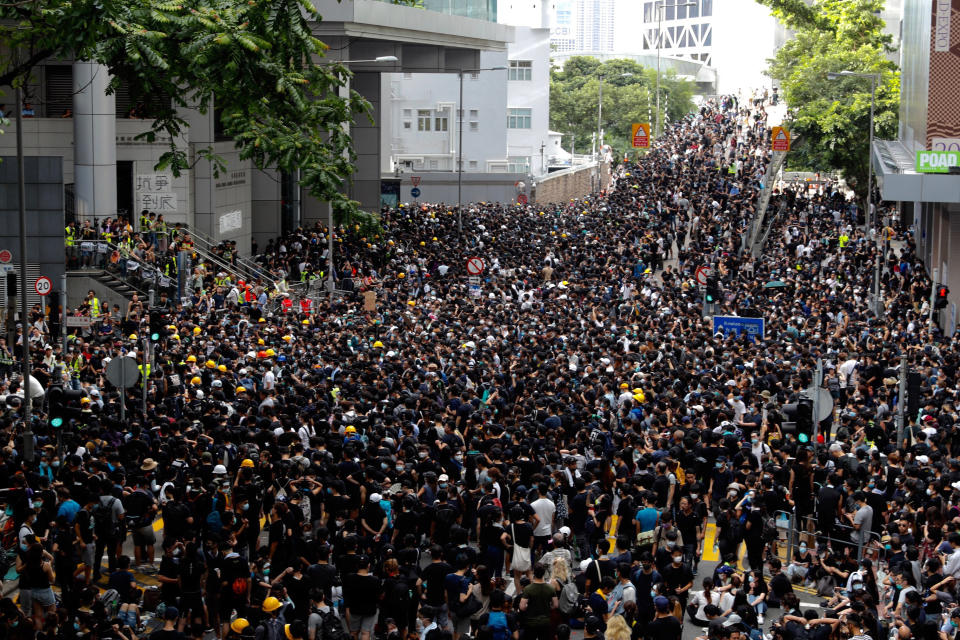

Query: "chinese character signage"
<box><xmin>136</xmin><ymin>173</ymin><xmax>177</xmax><ymax>211</ymax></box>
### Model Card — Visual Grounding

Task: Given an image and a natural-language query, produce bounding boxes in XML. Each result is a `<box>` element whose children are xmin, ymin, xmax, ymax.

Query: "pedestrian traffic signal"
<box><xmin>148</xmin><ymin>308</ymin><xmax>169</xmax><ymax>340</ymax></box>
<box><xmin>936</xmin><ymin>286</ymin><xmax>949</xmax><ymax>309</ymax></box>
<box><xmin>781</xmin><ymin>398</ymin><xmax>814</xmax><ymax>443</ymax></box>
<box><xmin>46</xmin><ymin>385</ymin><xmax>86</xmax><ymax>427</ymax></box>
<box><xmin>705</xmin><ymin>276</ymin><xmax>720</xmax><ymax>304</ymax></box>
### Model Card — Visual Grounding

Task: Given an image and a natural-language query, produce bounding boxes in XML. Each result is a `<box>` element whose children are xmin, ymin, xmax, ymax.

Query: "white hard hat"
<box><xmin>213</xmin><ymin>464</ymin><xmax>227</xmax><ymax>475</ymax></box>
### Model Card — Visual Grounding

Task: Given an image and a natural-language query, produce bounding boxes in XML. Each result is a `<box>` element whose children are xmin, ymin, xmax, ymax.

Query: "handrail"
<box><xmin>73</xmin><ymin>240</ymin><xmax>173</xmax><ymax>297</ymax></box>
<box><xmin>176</xmin><ymin>223</ymin><xmax>274</xmax><ymax>288</ymax></box>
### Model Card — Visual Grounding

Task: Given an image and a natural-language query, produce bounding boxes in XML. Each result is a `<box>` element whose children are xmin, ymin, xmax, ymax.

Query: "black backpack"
<box><xmin>93</xmin><ymin>497</ymin><xmax>119</xmax><ymax>538</ymax></box>
<box><xmin>319</xmin><ymin>610</ymin><xmax>347</xmax><ymax>640</ymax></box>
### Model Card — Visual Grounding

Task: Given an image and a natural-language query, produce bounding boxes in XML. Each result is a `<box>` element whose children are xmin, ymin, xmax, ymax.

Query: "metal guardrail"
<box><xmin>72</xmin><ymin>241</ymin><xmax>175</xmax><ymax>297</ymax></box>
<box><xmin>176</xmin><ymin>223</ymin><xmax>274</xmax><ymax>288</ymax></box>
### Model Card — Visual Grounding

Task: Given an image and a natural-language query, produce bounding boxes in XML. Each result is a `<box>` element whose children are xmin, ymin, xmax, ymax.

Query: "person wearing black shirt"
<box><xmin>418</xmin><ymin>546</ymin><xmax>453</xmax><ymax>629</ymax></box>
<box><xmin>149</xmin><ymin>607</ymin><xmax>187</xmax><ymax>640</ymax></box>
<box><xmin>660</xmin><ymin>548</ymin><xmax>693</xmax><ymax>611</ymax></box>
<box><xmin>342</xmin><ymin>555</ymin><xmax>381</xmax><ymax>640</ymax></box>
<box><xmin>645</xmin><ymin>596</ymin><xmax>682</xmax><ymax>640</ymax></box>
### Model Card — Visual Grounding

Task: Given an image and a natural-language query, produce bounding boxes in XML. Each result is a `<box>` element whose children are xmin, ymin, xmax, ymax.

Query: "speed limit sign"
<box><xmin>34</xmin><ymin>276</ymin><xmax>52</xmax><ymax>296</ymax></box>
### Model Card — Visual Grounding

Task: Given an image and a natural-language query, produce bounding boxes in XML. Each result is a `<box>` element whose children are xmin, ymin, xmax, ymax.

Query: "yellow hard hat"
<box><xmin>171</xmin><ymin>334</ymin><xmax>180</xmax><ymax>340</ymax></box>
<box><xmin>302</xmin><ymin>319</ymin><xmax>310</xmax><ymax>325</ymax></box>
<box><xmin>193</xmin><ymin>327</ymin><xmax>202</xmax><ymax>335</ymax></box>
<box><xmin>218</xmin><ymin>364</ymin><xmax>227</xmax><ymax>373</ymax></box>
<box><xmin>388</xmin><ymin>240</ymin><xmax>395</xmax><ymax>246</ymax></box>
<box><xmin>258</xmin><ymin>317</ymin><xmax>266</xmax><ymax>323</ymax></box>
<box><xmin>129</xmin><ymin>334</ymin><xmax>137</xmax><ymax>340</ymax></box>
<box><xmin>265</xmin><ymin>348</ymin><xmax>276</xmax><ymax>357</ymax></box>
<box><xmin>236</xmin><ymin>386</ymin><xmax>246</xmax><ymax>393</ymax></box>
<box><xmin>373</xmin><ymin>341</ymin><xmax>383</xmax><ymax>348</ymax></box>
<box><xmin>191</xmin><ymin>376</ymin><xmax>202</xmax><ymax>385</ymax></box>
<box><xmin>398</xmin><ymin>272</ymin><xmax>405</xmax><ymax>279</ymax></box>
<box><xmin>231</xmin><ymin>619</ymin><xmax>250</xmax><ymax>634</ymax></box>
<box><xmin>632</xmin><ymin>388</ymin><xmax>643</xmax><ymax>394</ymax></box>
<box><xmin>282</xmin><ymin>335</ymin><xmax>292</xmax><ymax>342</ymax></box>
<box><xmin>262</xmin><ymin>596</ymin><xmax>282</xmax><ymax>613</ymax></box>
<box><xmin>258</xmin><ymin>338</ymin><xmax>265</xmax><ymax>345</ymax></box>
<box><xmin>407</xmin><ymin>300</ymin><xmax>416</xmax><ymax>306</ymax></box>
<box><xmin>345</xmin><ymin>426</ymin><xmax>357</xmax><ymax>434</ymax></box>
<box><xmin>419</xmin><ymin>241</ymin><xmax>426</xmax><ymax>246</ymax></box>
<box><xmin>432</xmin><ymin>237</ymin><xmax>437</xmax><ymax>242</ymax></box>
<box><xmin>205</xmin><ymin>360</ymin><xmax>216</xmax><ymax>369</ymax></box>
<box><xmin>186</xmin><ymin>355</ymin><xmax>197</xmax><ymax>363</ymax></box>
<box><xmin>241</xmin><ymin>458</ymin><xmax>255</xmax><ymax>468</ymax></box>
<box><xmin>633</xmin><ymin>393</ymin><xmax>643</xmax><ymax>402</ymax></box>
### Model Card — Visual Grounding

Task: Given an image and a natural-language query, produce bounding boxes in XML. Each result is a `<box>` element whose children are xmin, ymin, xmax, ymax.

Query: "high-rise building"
<box><xmin>547</xmin><ymin>0</ymin><xmax>615</xmax><ymax>54</ymax></box>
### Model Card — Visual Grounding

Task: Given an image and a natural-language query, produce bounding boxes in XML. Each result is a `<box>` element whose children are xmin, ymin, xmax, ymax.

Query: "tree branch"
<box><xmin>0</xmin><ymin>47</ymin><xmax>55</xmax><ymax>88</ymax></box>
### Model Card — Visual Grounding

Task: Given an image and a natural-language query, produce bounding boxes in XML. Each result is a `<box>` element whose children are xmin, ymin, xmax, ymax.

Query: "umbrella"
<box><xmin>764</xmin><ymin>280</ymin><xmax>789</xmax><ymax>288</ymax></box>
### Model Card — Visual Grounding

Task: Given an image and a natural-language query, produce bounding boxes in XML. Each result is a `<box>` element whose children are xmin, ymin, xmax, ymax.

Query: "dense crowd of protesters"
<box><xmin>0</xmin><ymin>92</ymin><xmax>954</xmax><ymax>640</ymax></box>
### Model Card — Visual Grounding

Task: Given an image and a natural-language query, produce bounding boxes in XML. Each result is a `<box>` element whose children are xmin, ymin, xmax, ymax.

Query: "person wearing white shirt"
<box><xmin>942</xmin><ymin>533</ymin><xmax>960</xmax><ymax>579</ymax></box>
<box><xmin>530</xmin><ymin>489</ymin><xmax>556</xmax><ymax>551</ymax></box>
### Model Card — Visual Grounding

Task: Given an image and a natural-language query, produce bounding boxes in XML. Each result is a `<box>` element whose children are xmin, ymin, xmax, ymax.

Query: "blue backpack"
<box><xmin>487</xmin><ymin>611</ymin><xmax>510</xmax><ymax>640</ymax></box>
<box><xmin>206</xmin><ymin>497</ymin><xmax>223</xmax><ymax>533</ymax></box>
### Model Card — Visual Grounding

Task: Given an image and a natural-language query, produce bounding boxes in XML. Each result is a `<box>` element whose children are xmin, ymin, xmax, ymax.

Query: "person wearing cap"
<box><xmin>149</xmin><ymin>605</ymin><xmax>183</xmax><ymax>640</ymax></box>
<box><xmin>256</xmin><ymin>597</ymin><xmax>287</xmax><ymax>640</ymax></box>
<box><xmin>646</xmin><ymin>595</ymin><xmax>681</xmax><ymax>639</ymax></box>
<box><xmin>359</xmin><ymin>493</ymin><xmax>387</xmax><ymax>550</ymax></box>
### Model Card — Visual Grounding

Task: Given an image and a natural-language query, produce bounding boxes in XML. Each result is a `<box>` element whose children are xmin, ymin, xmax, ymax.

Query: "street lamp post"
<box><xmin>322</xmin><ymin>55</ymin><xmax>398</xmax><ymax>299</ymax></box>
<box><xmin>827</xmin><ymin>70</ymin><xmax>879</xmax><ymax>236</ymax></box>
<box><xmin>655</xmin><ymin>1</ymin><xmax>696</xmax><ymax>139</ymax></box>
<box><xmin>457</xmin><ymin>66</ymin><xmax>507</xmax><ymax>234</ymax></box>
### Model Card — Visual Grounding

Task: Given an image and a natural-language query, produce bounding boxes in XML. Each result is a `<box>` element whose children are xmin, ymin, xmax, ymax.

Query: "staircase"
<box><xmin>747</xmin><ymin>149</ymin><xmax>790</xmax><ymax>257</ymax></box>
<box><xmin>177</xmin><ymin>224</ymin><xmax>275</xmax><ymax>289</ymax></box>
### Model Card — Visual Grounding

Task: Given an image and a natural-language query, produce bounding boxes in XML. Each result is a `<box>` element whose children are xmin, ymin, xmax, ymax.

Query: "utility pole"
<box><xmin>896</xmin><ymin>354</ymin><xmax>907</xmax><ymax>448</ymax></box>
<box><xmin>873</xmin><ymin>251</ymin><xmax>881</xmax><ymax>316</ymax></box>
<box><xmin>16</xmin><ymin>86</ymin><xmax>33</xmax><ymax>462</ymax></box>
<box><xmin>812</xmin><ymin>359</ymin><xmax>823</xmax><ymax>447</ymax></box>
<box><xmin>930</xmin><ymin>267</ymin><xmax>939</xmax><ymax>327</ymax></box>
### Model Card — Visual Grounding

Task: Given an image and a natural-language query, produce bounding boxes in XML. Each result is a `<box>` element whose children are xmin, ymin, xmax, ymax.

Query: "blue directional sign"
<box><xmin>713</xmin><ymin>315</ymin><xmax>765</xmax><ymax>340</ymax></box>
<box><xmin>411</xmin><ymin>187</ymin><xmax>421</xmax><ymax>198</ymax></box>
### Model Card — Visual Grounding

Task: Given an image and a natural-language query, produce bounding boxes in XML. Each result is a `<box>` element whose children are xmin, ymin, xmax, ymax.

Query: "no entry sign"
<box><xmin>466</xmin><ymin>257</ymin><xmax>485</xmax><ymax>275</ymax></box>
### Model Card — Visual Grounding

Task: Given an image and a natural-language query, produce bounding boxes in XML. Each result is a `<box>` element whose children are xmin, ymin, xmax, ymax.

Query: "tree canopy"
<box><xmin>0</xmin><ymin>0</ymin><xmax>389</xmax><ymax>227</ymax></box>
<box><xmin>758</xmin><ymin>0</ymin><xmax>899</xmax><ymax>200</ymax></box>
<box><xmin>550</xmin><ymin>57</ymin><xmax>695</xmax><ymax>157</ymax></box>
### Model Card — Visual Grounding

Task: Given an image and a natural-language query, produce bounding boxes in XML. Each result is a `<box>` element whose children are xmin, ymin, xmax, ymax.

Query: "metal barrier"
<box><xmin>776</xmin><ymin>511</ymin><xmax>883</xmax><ymax>567</ymax></box>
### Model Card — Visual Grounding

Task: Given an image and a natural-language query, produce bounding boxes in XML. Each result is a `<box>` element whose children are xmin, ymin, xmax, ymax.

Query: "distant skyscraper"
<box><xmin>549</xmin><ymin>0</ymin><xmax>615</xmax><ymax>54</ymax></box>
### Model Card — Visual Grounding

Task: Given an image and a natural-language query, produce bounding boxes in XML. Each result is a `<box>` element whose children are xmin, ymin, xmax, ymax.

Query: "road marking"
<box><xmin>701</xmin><ymin>523</ymin><xmax>718</xmax><ymax>562</ymax></box>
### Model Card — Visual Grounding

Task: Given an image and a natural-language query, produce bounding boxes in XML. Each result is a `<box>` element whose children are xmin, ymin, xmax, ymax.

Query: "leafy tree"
<box><xmin>0</xmin><ymin>0</ymin><xmax>386</xmax><ymax>228</ymax></box>
<box><xmin>550</xmin><ymin>56</ymin><xmax>694</xmax><ymax>158</ymax></box>
<box><xmin>758</xmin><ymin>0</ymin><xmax>899</xmax><ymax>203</ymax></box>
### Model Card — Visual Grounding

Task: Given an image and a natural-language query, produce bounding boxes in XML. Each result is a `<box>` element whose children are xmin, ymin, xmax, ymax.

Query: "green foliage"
<box><xmin>757</xmin><ymin>0</ymin><xmax>899</xmax><ymax>200</ymax></box>
<box><xmin>549</xmin><ymin>57</ymin><xmax>695</xmax><ymax>156</ymax></box>
<box><xmin>0</xmin><ymin>0</ymin><xmax>380</xmax><ymax>229</ymax></box>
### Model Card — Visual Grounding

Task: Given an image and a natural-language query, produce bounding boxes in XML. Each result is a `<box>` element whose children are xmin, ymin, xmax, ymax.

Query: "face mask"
<box><xmin>927</xmin><ymin>488</ymin><xmax>933</xmax><ymax>496</ymax></box>
<box><xmin>263</xmin><ymin>569</ymin><xmax>270</xmax><ymax>576</ymax></box>
<box><xmin>73</xmin><ymin>623</ymin><xmax>80</xmax><ymax>631</ymax></box>
<box><xmin>799</xmin><ymin>544</ymin><xmax>807</xmax><ymax>554</ymax></box>
<box><xmin>650</xmin><ymin>590</ymin><xmax>657</xmax><ymax>597</ymax></box>
<box><xmin>336</xmin><ymin>520</ymin><xmax>345</xmax><ymax>527</ymax></box>
<box><xmin>951</xmin><ymin>621</ymin><xmax>958</xmax><ymax>629</ymax></box>
<box><xmin>418</xmin><ymin>452</ymin><xmax>428</xmax><ymax>459</ymax></box>
<box><xmin>173</xmin><ymin>549</ymin><xmax>182</xmax><ymax>557</ymax></box>
<box><xmin>455</xmin><ymin>455</ymin><xmax>463</xmax><ymax>462</ymax></box>
<box><xmin>715</xmin><ymin>463</ymin><xmax>723</xmax><ymax>469</ymax></box>
<box><xmin>396</xmin><ymin>465</ymin><xmax>404</xmax><ymax>472</ymax></box>
<box><xmin>672</xmin><ymin>556</ymin><xmax>683</xmax><ymax>565</ymax></box>
<box><xmin>32</xmin><ymin>501</ymin><xmax>42</xmax><ymax>509</ymax></box>
<box><xmin>381</xmin><ymin>463</ymin><xmax>388</xmax><ymax>470</ymax></box>
<box><xmin>667</xmin><ymin>541</ymin><xmax>676</xmax><ymax>549</ymax></box>
<box><xmin>19</xmin><ymin>544</ymin><xmax>27</xmax><ymax>552</ymax></box>
<box><xmin>751</xmin><ymin>439</ymin><xmax>758</xmax><ymax>445</ymax></box>
<box><xmin>242</xmin><ymin>503</ymin><xmax>250</xmax><ymax>511</ymax></box>
<box><xmin>440</xmin><ymin>483</ymin><xmax>448</xmax><ymax>489</ymax></box>
<box><xmin>51</xmin><ymin>461</ymin><xmax>60</xmax><ymax>468</ymax></box>
<box><xmin>690</xmin><ymin>494</ymin><xmax>698</xmax><ymax>500</ymax></box>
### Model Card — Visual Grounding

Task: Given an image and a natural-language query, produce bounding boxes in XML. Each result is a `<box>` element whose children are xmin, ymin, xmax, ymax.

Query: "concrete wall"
<box><xmin>65</xmin><ymin>274</ymin><xmax>131</xmax><ymax>315</ymax></box>
<box><xmin>393</xmin><ymin>171</ymin><xmax>528</xmax><ymax>206</ymax></box>
<box><xmin>0</xmin><ymin>156</ymin><xmax>65</xmax><ymax>309</ymax></box>
<box><xmin>533</xmin><ymin>161</ymin><xmax>610</xmax><ymax>204</ymax></box>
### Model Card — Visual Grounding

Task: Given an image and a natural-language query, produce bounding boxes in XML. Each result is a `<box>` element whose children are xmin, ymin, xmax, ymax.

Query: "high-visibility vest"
<box><xmin>65</xmin><ymin>227</ymin><xmax>75</xmax><ymax>247</ymax></box>
<box><xmin>90</xmin><ymin>297</ymin><xmax>101</xmax><ymax>318</ymax></box>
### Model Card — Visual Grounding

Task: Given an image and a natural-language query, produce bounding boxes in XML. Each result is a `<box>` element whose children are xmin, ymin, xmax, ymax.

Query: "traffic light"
<box><xmin>795</xmin><ymin>397</ymin><xmax>814</xmax><ymax>443</ymax></box>
<box><xmin>907</xmin><ymin>371</ymin><xmax>923</xmax><ymax>418</ymax></box>
<box><xmin>936</xmin><ymin>286</ymin><xmax>949</xmax><ymax>309</ymax></box>
<box><xmin>46</xmin><ymin>385</ymin><xmax>86</xmax><ymax>427</ymax></box>
<box><xmin>705</xmin><ymin>276</ymin><xmax>720</xmax><ymax>304</ymax></box>
<box><xmin>5</xmin><ymin>273</ymin><xmax>15</xmax><ymax>297</ymax></box>
<box><xmin>148</xmin><ymin>308</ymin><xmax>169</xmax><ymax>341</ymax></box>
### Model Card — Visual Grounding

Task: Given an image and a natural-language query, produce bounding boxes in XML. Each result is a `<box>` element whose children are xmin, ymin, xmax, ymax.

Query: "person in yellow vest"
<box><xmin>65</xmin><ymin>222</ymin><xmax>77</xmax><ymax>266</ymax></box>
<box><xmin>838</xmin><ymin>232</ymin><xmax>850</xmax><ymax>249</ymax></box>
<box><xmin>86</xmin><ymin>290</ymin><xmax>101</xmax><ymax>319</ymax></box>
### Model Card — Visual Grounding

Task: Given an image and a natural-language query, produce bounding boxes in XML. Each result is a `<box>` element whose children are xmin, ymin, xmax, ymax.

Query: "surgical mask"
<box><xmin>19</xmin><ymin>544</ymin><xmax>27</xmax><ymax>552</ymax></box>
<box><xmin>667</xmin><ymin>541</ymin><xmax>677</xmax><ymax>549</ymax></box>
<box><xmin>336</xmin><ymin>519</ymin><xmax>345</xmax><ymax>527</ymax></box>
<box><xmin>455</xmin><ymin>455</ymin><xmax>463</xmax><ymax>462</ymax></box>
<box><xmin>650</xmin><ymin>590</ymin><xmax>657</xmax><ymax>597</ymax></box>
<box><xmin>672</xmin><ymin>556</ymin><xmax>683</xmax><ymax>564</ymax></box>
<box><xmin>951</xmin><ymin>621</ymin><xmax>958</xmax><ymax>629</ymax></box>
<box><xmin>32</xmin><ymin>500</ymin><xmax>42</xmax><ymax>509</ymax></box>
<box><xmin>241</xmin><ymin>503</ymin><xmax>250</xmax><ymax>511</ymax></box>
<box><xmin>751</xmin><ymin>439</ymin><xmax>758</xmax><ymax>445</ymax></box>
<box><xmin>799</xmin><ymin>544</ymin><xmax>807</xmax><ymax>554</ymax></box>
<box><xmin>381</xmin><ymin>463</ymin><xmax>388</xmax><ymax>470</ymax></box>
<box><xmin>690</xmin><ymin>493</ymin><xmax>698</xmax><ymax>500</ymax></box>
<box><xmin>440</xmin><ymin>483</ymin><xmax>448</xmax><ymax>489</ymax></box>
<box><xmin>396</xmin><ymin>465</ymin><xmax>404</xmax><ymax>473</ymax></box>
<box><xmin>927</xmin><ymin>488</ymin><xmax>933</xmax><ymax>496</ymax></box>
<box><xmin>51</xmin><ymin>461</ymin><xmax>60</xmax><ymax>468</ymax></box>
<box><xmin>418</xmin><ymin>452</ymin><xmax>428</xmax><ymax>459</ymax></box>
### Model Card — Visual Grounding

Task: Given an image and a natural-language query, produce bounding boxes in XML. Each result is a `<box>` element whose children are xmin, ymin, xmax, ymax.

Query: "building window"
<box><xmin>469</xmin><ymin>160</ymin><xmax>478</xmax><ymax>169</ymax></box>
<box><xmin>402</xmin><ymin>109</ymin><xmax>412</xmax><ymax>117</ymax></box>
<box><xmin>403</xmin><ymin>73</ymin><xmax>413</xmax><ymax>80</ymax></box>
<box><xmin>469</xmin><ymin>121</ymin><xmax>479</xmax><ymax>132</ymax></box>
<box><xmin>509</xmin><ymin>60</ymin><xmax>532</xmax><ymax>81</ymax></box>
<box><xmin>417</xmin><ymin>110</ymin><xmax>431</xmax><ymax>131</ymax></box>
<box><xmin>429</xmin><ymin>160</ymin><xmax>438</xmax><ymax>169</ymax></box>
<box><xmin>469</xmin><ymin>109</ymin><xmax>478</xmax><ymax>118</ymax></box>
<box><xmin>703</xmin><ymin>25</ymin><xmax>712</xmax><ymax>46</ymax></box>
<box><xmin>507</xmin><ymin>156</ymin><xmax>530</xmax><ymax>173</ymax></box>
<box><xmin>701</xmin><ymin>0</ymin><xmax>712</xmax><ymax>17</ymax></box>
<box><xmin>435</xmin><ymin>116</ymin><xmax>448</xmax><ymax>132</ymax></box>
<box><xmin>470</xmin><ymin>72</ymin><xmax>479</xmax><ymax>80</ymax></box>
<box><xmin>403</xmin><ymin>121</ymin><xmax>411</xmax><ymax>129</ymax></box>
<box><xmin>507</xmin><ymin>108</ymin><xmax>532</xmax><ymax>129</ymax></box>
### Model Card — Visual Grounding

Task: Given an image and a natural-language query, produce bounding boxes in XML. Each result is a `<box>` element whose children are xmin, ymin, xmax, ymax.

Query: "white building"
<box><xmin>382</xmin><ymin>9</ymin><xmax>552</xmax><ymax>182</ymax></box>
<box><xmin>616</xmin><ymin>0</ymin><xmax>783</xmax><ymax>94</ymax></box>
<box><xmin>540</xmin><ymin>0</ymin><xmax>616</xmax><ymax>54</ymax></box>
